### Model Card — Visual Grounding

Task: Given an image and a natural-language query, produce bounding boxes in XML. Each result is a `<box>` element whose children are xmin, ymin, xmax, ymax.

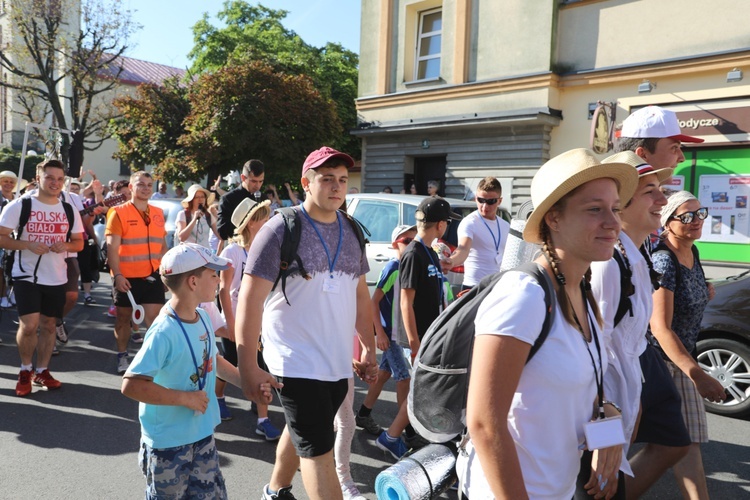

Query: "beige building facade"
<box><xmin>355</xmin><ymin>0</ymin><xmax>750</xmax><ymax>263</ymax></box>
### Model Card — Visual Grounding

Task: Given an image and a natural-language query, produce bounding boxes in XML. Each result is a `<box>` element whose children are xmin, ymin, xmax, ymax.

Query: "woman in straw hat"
<box><xmin>650</xmin><ymin>191</ymin><xmax>725</xmax><ymax>499</ymax></box>
<box><xmin>215</xmin><ymin>198</ymin><xmax>281</xmax><ymax>439</ymax></box>
<box><xmin>458</xmin><ymin>149</ymin><xmax>638</xmax><ymax>499</ymax></box>
<box><xmin>0</xmin><ymin>170</ymin><xmax>18</xmax><ymax>203</ymax></box>
<box><xmin>176</xmin><ymin>184</ymin><xmax>218</xmax><ymax>249</ymax></box>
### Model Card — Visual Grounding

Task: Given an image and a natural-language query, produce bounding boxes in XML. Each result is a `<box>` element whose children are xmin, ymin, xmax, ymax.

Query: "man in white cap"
<box><xmin>616</xmin><ymin>105</ymin><xmax>704</xmax><ymax>168</ymax></box>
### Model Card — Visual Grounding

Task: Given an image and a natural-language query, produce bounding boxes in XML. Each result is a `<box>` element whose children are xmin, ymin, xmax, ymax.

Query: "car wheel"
<box><xmin>696</xmin><ymin>337</ymin><xmax>750</xmax><ymax>418</ymax></box>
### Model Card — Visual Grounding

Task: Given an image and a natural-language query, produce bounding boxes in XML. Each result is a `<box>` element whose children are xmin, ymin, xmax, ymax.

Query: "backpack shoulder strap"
<box><xmin>184</xmin><ymin>208</ymin><xmax>192</xmax><ymax>226</ymax></box>
<box><xmin>653</xmin><ymin>242</ymin><xmax>681</xmax><ymax>284</ymax></box>
<box><xmin>612</xmin><ymin>248</ymin><xmax>634</xmax><ymax>327</ymax></box>
<box><xmin>338</xmin><ymin>209</ymin><xmax>370</xmax><ymax>253</ymax></box>
<box><xmin>61</xmin><ymin>200</ymin><xmax>75</xmax><ymax>242</ymax></box>
<box><xmin>17</xmin><ymin>197</ymin><xmax>32</xmax><ymax>239</ymax></box>
<box><xmin>273</xmin><ymin>207</ymin><xmax>309</xmax><ymax>305</ymax></box>
<box><xmin>514</xmin><ymin>261</ymin><xmax>556</xmax><ymax>362</ymax></box>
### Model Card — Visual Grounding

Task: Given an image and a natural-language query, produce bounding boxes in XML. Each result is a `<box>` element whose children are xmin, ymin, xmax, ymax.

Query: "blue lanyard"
<box><xmin>415</xmin><ymin>236</ymin><xmax>444</xmax><ymax>307</ymax></box>
<box><xmin>168</xmin><ymin>304</ymin><xmax>212</xmax><ymax>391</ymax></box>
<box><xmin>479</xmin><ymin>215</ymin><xmax>502</xmax><ymax>253</ymax></box>
<box><xmin>300</xmin><ymin>205</ymin><xmax>343</xmax><ymax>278</ymax></box>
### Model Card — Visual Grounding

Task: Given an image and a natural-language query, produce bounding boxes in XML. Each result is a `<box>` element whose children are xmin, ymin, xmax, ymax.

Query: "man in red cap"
<box><xmin>236</xmin><ymin>147</ymin><xmax>377</xmax><ymax>500</ymax></box>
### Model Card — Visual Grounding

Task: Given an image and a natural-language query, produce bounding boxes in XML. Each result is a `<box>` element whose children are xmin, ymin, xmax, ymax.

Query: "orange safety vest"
<box><xmin>113</xmin><ymin>202</ymin><xmax>166</xmax><ymax>278</ymax></box>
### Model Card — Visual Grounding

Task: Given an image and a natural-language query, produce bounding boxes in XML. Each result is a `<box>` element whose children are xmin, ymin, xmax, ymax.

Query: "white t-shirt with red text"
<box><xmin>0</xmin><ymin>195</ymin><xmax>83</xmax><ymax>286</ymax></box>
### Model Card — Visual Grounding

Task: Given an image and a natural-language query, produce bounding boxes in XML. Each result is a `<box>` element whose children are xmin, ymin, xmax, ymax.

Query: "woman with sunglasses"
<box><xmin>176</xmin><ymin>184</ymin><xmax>219</xmax><ymax>249</ymax></box>
<box><xmin>649</xmin><ymin>190</ymin><xmax>725</xmax><ymax>499</ymax></box>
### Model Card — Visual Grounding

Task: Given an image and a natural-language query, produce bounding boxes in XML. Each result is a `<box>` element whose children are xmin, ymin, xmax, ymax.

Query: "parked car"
<box><xmin>697</xmin><ymin>269</ymin><xmax>750</xmax><ymax>418</ymax></box>
<box><xmin>345</xmin><ymin>193</ymin><xmax>510</xmax><ymax>290</ymax></box>
<box><xmin>93</xmin><ymin>198</ymin><xmax>183</xmax><ymax>269</ymax></box>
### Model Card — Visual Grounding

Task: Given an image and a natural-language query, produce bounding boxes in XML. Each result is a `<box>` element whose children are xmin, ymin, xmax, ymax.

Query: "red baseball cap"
<box><xmin>301</xmin><ymin>147</ymin><xmax>355</xmax><ymax>175</ymax></box>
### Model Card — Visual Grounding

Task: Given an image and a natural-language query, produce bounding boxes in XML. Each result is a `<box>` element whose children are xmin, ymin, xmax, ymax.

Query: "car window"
<box><xmin>352</xmin><ymin>199</ymin><xmax>399</xmax><ymax>243</ymax></box>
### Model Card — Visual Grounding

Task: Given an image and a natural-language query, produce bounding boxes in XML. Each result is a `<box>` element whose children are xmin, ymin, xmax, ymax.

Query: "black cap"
<box><xmin>415</xmin><ymin>197</ymin><xmax>462</xmax><ymax>223</ymax></box>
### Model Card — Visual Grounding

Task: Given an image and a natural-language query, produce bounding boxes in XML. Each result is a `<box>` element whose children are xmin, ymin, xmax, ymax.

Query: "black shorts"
<box><xmin>634</xmin><ymin>344</ymin><xmax>691</xmax><ymax>447</ymax></box>
<box><xmin>14</xmin><ymin>280</ymin><xmax>66</xmax><ymax>318</ymax></box>
<box><xmin>77</xmin><ymin>241</ymin><xmax>95</xmax><ymax>284</ymax></box>
<box><xmin>274</xmin><ymin>377</ymin><xmax>348</xmax><ymax>458</ymax></box>
<box><xmin>113</xmin><ymin>274</ymin><xmax>166</xmax><ymax>307</ymax></box>
<box><xmin>64</xmin><ymin>257</ymin><xmax>80</xmax><ymax>292</ymax></box>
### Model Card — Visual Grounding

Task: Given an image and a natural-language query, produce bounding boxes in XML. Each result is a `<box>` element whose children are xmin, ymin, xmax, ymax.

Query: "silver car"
<box><xmin>346</xmin><ymin>193</ymin><xmax>510</xmax><ymax>289</ymax></box>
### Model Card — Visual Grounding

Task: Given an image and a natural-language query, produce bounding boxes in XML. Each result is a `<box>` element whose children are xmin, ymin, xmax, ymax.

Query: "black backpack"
<box><xmin>272</xmin><ymin>206</ymin><xmax>369</xmax><ymax>305</ymax></box>
<box><xmin>4</xmin><ymin>197</ymin><xmax>75</xmax><ymax>284</ymax></box>
<box><xmin>408</xmin><ymin>261</ymin><xmax>556</xmax><ymax>443</ymax></box>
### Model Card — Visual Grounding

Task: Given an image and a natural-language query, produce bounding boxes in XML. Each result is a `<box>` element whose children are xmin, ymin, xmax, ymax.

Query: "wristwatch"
<box><xmin>602</xmin><ymin>400</ymin><xmax>622</xmax><ymax>413</ymax></box>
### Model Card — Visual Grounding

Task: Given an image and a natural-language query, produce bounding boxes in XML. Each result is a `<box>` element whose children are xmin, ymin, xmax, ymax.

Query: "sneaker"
<box><xmin>256</xmin><ymin>419</ymin><xmax>282</xmax><ymax>441</ymax></box>
<box><xmin>117</xmin><ymin>353</ymin><xmax>130</xmax><ymax>374</ymax></box>
<box><xmin>107</xmin><ymin>304</ymin><xmax>117</xmax><ymax>317</ymax></box>
<box><xmin>16</xmin><ymin>369</ymin><xmax>33</xmax><ymax>397</ymax></box>
<box><xmin>131</xmin><ymin>332</ymin><xmax>144</xmax><ymax>344</ymax></box>
<box><xmin>355</xmin><ymin>413</ymin><xmax>382</xmax><ymax>436</ymax></box>
<box><xmin>32</xmin><ymin>369</ymin><xmax>62</xmax><ymax>390</ymax></box>
<box><xmin>404</xmin><ymin>432</ymin><xmax>431</xmax><ymax>450</ymax></box>
<box><xmin>217</xmin><ymin>397</ymin><xmax>233</xmax><ymax>421</ymax></box>
<box><xmin>376</xmin><ymin>430</ymin><xmax>407</xmax><ymax>460</ymax></box>
<box><xmin>261</xmin><ymin>484</ymin><xmax>296</xmax><ymax>500</ymax></box>
<box><xmin>84</xmin><ymin>295</ymin><xmax>97</xmax><ymax>305</ymax></box>
<box><xmin>55</xmin><ymin>322</ymin><xmax>69</xmax><ymax>345</ymax></box>
<box><xmin>340</xmin><ymin>480</ymin><xmax>367</xmax><ymax>500</ymax></box>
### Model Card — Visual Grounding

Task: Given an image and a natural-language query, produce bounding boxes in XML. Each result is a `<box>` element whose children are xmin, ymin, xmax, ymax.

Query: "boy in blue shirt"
<box><xmin>122</xmin><ymin>243</ymin><xmax>274</xmax><ymax>499</ymax></box>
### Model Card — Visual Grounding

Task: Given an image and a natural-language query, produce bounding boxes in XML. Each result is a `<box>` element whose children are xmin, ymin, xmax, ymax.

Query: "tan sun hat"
<box><xmin>603</xmin><ymin>150</ymin><xmax>673</xmax><ymax>184</ymax></box>
<box><xmin>523</xmin><ymin>148</ymin><xmax>638</xmax><ymax>244</ymax></box>
<box><xmin>181</xmin><ymin>184</ymin><xmax>215</xmax><ymax>209</ymax></box>
<box><xmin>231</xmin><ymin>198</ymin><xmax>271</xmax><ymax>235</ymax></box>
<box><xmin>0</xmin><ymin>170</ymin><xmax>18</xmax><ymax>185</ymax></box>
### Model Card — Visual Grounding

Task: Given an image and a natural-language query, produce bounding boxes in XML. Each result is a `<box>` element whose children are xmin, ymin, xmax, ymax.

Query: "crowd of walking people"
<box><xmin>0</xmin><ymin>105</ymin><xmax>725</xmax><ymax>500</ymax></box>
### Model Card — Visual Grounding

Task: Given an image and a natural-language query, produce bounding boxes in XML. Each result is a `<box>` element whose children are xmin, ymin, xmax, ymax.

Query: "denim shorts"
<box><xmin>139</xmin><ymin>434</ymin><xmax>226</xmax><ymax>499</ymax></box>
<box><xmin>379</xmin><ymin>341</ymin><xmax>411</xmax><ymax>382</ymax></box>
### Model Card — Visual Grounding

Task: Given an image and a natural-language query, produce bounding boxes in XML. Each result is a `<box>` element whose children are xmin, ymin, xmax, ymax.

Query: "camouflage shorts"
<box><xmin>139</xmin><ymin>434</ymin><xmax>227</xmax><ymax>499</ymax></box>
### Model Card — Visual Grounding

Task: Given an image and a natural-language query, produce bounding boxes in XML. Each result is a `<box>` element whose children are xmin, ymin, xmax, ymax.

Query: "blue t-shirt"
<box><xmin>376</xmin><ymin>259</ymin><xmax>400</xmax><ymax>338</ymax></box>
<box><xmin>127</xmin><ymin>308</ymin><xmax>220</xmax><ymax>449</ymax></box>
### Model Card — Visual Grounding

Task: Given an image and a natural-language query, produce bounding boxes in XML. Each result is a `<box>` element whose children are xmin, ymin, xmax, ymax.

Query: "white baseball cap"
<box><xmin>160</xmin><ymin>242</ymin><xmax>232</xmax><ymax>276</ymax></box>
<box><xmin>620</xmin><ymin>106</ymin><xmax>704</xmax><ymax>143</ymax></box>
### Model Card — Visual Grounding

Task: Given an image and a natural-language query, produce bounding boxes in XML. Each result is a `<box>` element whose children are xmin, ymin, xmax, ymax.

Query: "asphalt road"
<box><xmin>1</xmin><ymin>279</ymin><xmax>749</xmax><ymax>499</ymax></box>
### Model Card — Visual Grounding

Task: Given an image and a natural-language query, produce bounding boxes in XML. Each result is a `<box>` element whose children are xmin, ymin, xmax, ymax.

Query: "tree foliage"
<box><xmin>188</xmin><ymin>1</ymin><xmax>360</xmax><ymax>157</ymax></box>
<box><xmin>179</xmin><ymin>61</ymin><xmax>341</xmax><ymax>181</ymax></box>
<box><xmin>109</xmin><ymin>77</ymin><xmax>190</xmax><ymax>177</ymax></box>
<box><xmin>0</xmin><ymin>0</ymin><xmax>138</xmax><ymax>170</ymax></box>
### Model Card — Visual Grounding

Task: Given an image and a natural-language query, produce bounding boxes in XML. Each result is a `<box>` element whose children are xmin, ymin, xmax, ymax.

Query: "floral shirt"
<box><xmin>652</xmin><ymin>249</ymin><xmax>708</xmax><ymax>354</ymax></box>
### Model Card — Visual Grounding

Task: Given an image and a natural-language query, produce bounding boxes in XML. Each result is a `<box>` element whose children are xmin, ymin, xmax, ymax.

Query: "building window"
<box><xmin>415</xmin><ymin>8</ymin><xmax>442</xmax><ymax>80</ymax></box>
<box><xmin>119</xmin><ymin>159</ymin><xmax>131</xmax><ymax>176</ymax></box>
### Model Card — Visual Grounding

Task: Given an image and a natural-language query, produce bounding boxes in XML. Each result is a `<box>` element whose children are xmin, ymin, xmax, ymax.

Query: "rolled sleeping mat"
<box><xmin>500</xmin><ymin>201</ymin><xmax>541</xmax><ymax>271</ymax></box>
<box><xmin>375</xmin><ymin>444</ymin><xmax>457</xmax><ymax>500</ymax></box>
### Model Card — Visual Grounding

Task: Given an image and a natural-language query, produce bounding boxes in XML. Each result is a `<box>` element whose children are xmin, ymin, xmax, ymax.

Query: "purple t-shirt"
<box><xmin>245</xmin><ymin>207</ymin><xmax>368</xmax><ymax>381</ymax></box>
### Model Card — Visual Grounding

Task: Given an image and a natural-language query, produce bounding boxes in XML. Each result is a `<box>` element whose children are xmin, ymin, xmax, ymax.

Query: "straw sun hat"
<box><xmin>602</xmin><ymin>150</ymin><xmax>673</xmax><ymax>184</ymax></box>
<box><xmin>231</xmin><ymin>198</ymin><xmax>271</xmax><ymax>235</ymax></box>
<box><xmin>181</xmin><ymin>184</ymin><xmax>215</xmax><ymax>209</ymax></box>
<box><xmin>523</xmin><ymin>148</ymin><xmax>639</xmax><ymax>244</ymax></box>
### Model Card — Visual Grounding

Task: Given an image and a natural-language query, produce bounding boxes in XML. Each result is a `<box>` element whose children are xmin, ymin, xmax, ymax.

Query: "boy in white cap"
<box><xmin>122</xmin><ymin>242</ymin><xmax>273</xmax><ymax>499</ymax></box>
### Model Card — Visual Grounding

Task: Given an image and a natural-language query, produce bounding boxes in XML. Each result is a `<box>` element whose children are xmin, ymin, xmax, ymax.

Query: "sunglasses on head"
<box><xmin>394</xmin><ymin>237</ymin><xmax>413</xmax><ymax>246</ymax></box>
<box><xmin>477</xmin><ymin>197</ymin><xmax>499</xmax><ymax>205</ymax></box>
<box><xmin>670</xmin><ymin>207</ymin><xmax>708</xmax><ymax>224</ymax></box>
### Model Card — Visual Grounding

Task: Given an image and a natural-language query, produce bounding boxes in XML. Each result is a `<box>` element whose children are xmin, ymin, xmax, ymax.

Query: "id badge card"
<box><xmin>584</xmin><ymin>416</ymin><xmax>626</xmax><ymax>450</ymax></box>
<box><xmin>323</xmin><ymin>277</ymin><xmax>341</xmax><ymax>294</ymax></box>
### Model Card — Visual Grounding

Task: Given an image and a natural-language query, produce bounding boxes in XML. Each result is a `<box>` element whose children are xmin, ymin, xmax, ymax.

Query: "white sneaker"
<box><xmin>117</xmin><ymin>354</ymin><xmax>130</xmax><ymax>374</ymax></box>
<box><xmin>55</xmin><ymin>322</ymin><xmax>69</xmax><ymax>344</ymax></box>
<box><xmin>340</xmin><ymin>480</ymin><xmax>366</xmax><ymax>500</ymax></box>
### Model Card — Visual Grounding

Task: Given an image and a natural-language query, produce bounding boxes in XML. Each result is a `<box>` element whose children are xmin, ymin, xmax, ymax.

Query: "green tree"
<box><xmin>109</xmin><ymin>77</ymin><xmax>191</xmax><ymax>179</ymax></box>
<box><xmin>188</xmin><ymin>1</ymin><xmax>360</xmax><ymax>157</ymax></box>
<box><xmin>179</xmin><ymin>60</ymin><xmax>341</xmax><ymax>182</ymax></box>
<box><xmin>0</xmin><ymin>0</ymin><xmax>139</xmax><ymax>173</ymax></box>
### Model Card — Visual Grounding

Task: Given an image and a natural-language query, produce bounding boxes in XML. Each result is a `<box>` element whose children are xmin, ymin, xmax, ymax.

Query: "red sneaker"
<box><xmin>16</xmin><ymin>369</ymin><xmax>32</xmax><ymax>397</ymax></box>
<box><xmin>32</xmin><ymin>369</ymin><xmax>62</xmax><ymax>390</ymax></box>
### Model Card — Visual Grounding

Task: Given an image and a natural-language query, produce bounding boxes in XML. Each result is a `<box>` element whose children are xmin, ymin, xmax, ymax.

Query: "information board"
<box><xmin>697</xmin><ymin>174</ymin><xmax>750</xmax><ymax>244</ymax></box>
